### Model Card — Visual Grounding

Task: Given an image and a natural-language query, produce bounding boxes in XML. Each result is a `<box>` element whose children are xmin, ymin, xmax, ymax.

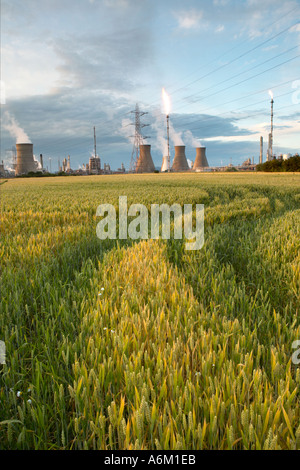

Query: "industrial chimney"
<box><xmin>260</xmin><ymin>137</ymin><xmax>263</xmax><ymax>164</ymax></box>
<box><xmin>15</xmin><ymin>143</ymin><xmax>37</xmax><ymax>175</ymax></box>
<box><xmin>136</xmin><ymin>145</ymin><xmax>155</xmax><ymax>173</ymax></box>
<box><xmin>193</xmin><ymin>147</ymin><xmax>209</xmax><ymax>171</ymax></box>
<box><xmin>267</xmin><ymin>133</ymin><xmax>272</xmax><ymax>161</ymax></box>
<box><xmin>40</xmin><ymin>154</ymin><xmax>43</xmax><ymax>169</ymax></box>
<box><xmin>172</xmin><ymin>146</ymin><xmax>189</xmax><ymax>172</ymax></box>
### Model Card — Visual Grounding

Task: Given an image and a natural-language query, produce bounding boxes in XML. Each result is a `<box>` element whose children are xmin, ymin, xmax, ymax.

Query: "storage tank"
<box><xmin>172</xmin><ymin>146</ymin><xmax>189</xmax><ymax>172</ymax></box>
<box><xmin>136</xmin><ymin>145</ymin><xmax>155</xmax><ymax>173</ymax></box>
<box><xmin>15</xmin><ymin>143</ymin><xmax>38</xmax><ymax>175</ymax></box>
<box><xmin>193</xmin><ymin>147</ymin><xmax>209</xmax><ymax>170</ymax></box>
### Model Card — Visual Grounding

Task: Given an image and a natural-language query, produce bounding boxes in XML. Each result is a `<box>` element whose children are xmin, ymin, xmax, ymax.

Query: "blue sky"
<box><xmin>1</xmin><ymin>0</ymin><xmax>300</xmax><ymax>170</ymax></box>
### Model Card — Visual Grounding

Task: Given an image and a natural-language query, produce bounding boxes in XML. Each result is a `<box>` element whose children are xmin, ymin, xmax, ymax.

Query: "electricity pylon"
<box><xmin>129</xmin><ymin>104</ymin><xmax>150</xmax><ymax>172</ymax></box>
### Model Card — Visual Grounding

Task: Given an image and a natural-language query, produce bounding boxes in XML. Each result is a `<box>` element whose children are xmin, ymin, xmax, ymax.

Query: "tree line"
<box><xmin>256</xmin><ymin>155</ymin><xmax>300</xmax><ymax>172</ymax></box>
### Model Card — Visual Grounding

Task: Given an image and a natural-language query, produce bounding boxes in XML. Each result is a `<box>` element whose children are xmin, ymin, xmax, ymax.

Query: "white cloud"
<box><xmin>213</xmin><ymin>0</ymin><xmax>230</xmax><ymax>5</ymax></box>
<box><xmin>103</xmin><ymin>0</ymin><xmax>129</xmax><ymax>7</ymax></box>
<box><xmin>174</xmin><ymin>9</ymin><xmax>204</xmax><ymax>30</ymax></box>
<box><xmin>262</xmin><ymin>45</ymin><xmax>279</xmax><ymax>52</ymax></box>
<box><xmin>2</xmin><ymin>42</ymin><xmax>60</xmax><ymax>99</ymax></box>
<box><xmin>215</xmin><ymin>25</ymin><xmax>225</xmax><ymax>33</ymax></box>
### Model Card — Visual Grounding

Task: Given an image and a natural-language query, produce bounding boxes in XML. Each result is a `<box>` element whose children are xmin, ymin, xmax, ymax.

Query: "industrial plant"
<box><xmin>0</xmin><ymin>91</ymin><xmax>297</xmax><ymax>178</ymax></box>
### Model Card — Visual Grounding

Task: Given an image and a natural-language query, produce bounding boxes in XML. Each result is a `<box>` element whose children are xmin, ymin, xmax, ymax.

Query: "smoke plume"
<box><xmin>184</xmin><ymin>130</ymin><xmax>203</xmax><ymax>148</ymax></box>
<box><xmin>151</xmin><ymin>110</ymin><xmax>184</xmax><ymax>156</ymax></box>
<box><xmin>3</xmin><ymin>111</ymin><xmax>31</xmax><ymax>143</ymax></box>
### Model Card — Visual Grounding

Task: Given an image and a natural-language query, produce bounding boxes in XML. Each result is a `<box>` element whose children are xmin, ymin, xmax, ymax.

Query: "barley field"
<box><xmin>0</xmin><ymin>173</ymin><xmax>299</xmax><ymax>450</ymax></box>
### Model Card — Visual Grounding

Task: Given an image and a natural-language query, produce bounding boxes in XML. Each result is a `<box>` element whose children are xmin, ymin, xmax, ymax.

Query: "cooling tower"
<box><xmin>136</xmin><ymin>145</ymin><xmax>155</xmax><ymax>173</ymax></box>
<box><xmin>161</xmin><ymin>156</ymin><xmax>168</xmax><ymax>172</ymax></box>
<box><xmin>172</xmin><ymin>146</ymin><xmax>189</xmax><ymax>172</ymax></box>
<box><xmin>193</xmin><ymin>147</ymin><xmax>209</xmax><ymax>170</ymax></box>
<box><xmin>15</xmin><ymin>143</ymin><xmax>38</xmax><ymax>175</ymax></box>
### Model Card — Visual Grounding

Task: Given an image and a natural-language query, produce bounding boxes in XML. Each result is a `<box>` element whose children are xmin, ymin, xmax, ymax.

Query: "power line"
<box><xmin>34</xmin><ymin>15</ymin><xmax>300</xmax><ymax>155</ymax></box>
<box><xmin>181</xmin><ymin>45</ymin><xmax>299</xmax><ymax>104</ymax></box>
<box><xmin>171</xmin><ymin>54</ymin><xmax>300</xmax><ymax>116</ymax></box>
<box><xmin>143</xmin><ymin>5</ymin><xmax>300</xmax><ymax>103</ymax></box>
<box><xmin>183</xmin><ymin>90</ymin><xmax>298</xmax><ymax>136</ymax></box>
<box><xmin>172</xmin><ymin>77</ymin><xmax>300</xmax><ymax>124</ymax></box>
<box><xmin>182</xmin><ymin>102</ymin><xmax>299</xmax><ymax>139</ymax></box>
<box><xmin>163</xmin><ymin>20</ymin><xmax>300</xmax><ymax>103</ymax></box>
<box><xmin>35</xmin><ymin>76</ymin><xmax>299</xmax><ymax>158</ymax></box>
<box><xmin>21</xmin><ymin>15</ymin><xmax>300</xmax><ymax>158</ymax></box>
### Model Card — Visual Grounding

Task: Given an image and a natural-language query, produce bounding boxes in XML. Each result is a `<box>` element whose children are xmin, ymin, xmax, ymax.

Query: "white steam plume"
<box><xmin>151</xmin><ymin>109</ymin><xmax>184</xmax><ymax>156</ymax></box>
<box><xmin>184</xmin><ymin>130</ymin><xmax>203</xmax><ymax>148</ymax></box>
<box><xmin>120</xmin><ymin>117</ymin><xmax>137</xmax><ymax>145</ymax></box>
<box><xmin>3</xmin><ymin>111</ymin><xmax>31</xmax><ymax>143</ymax></box>
<box><xmin>169</xmin><ymin>121</ymin><xmax>184</xmax><ymax>147</ymax></box>
<box><xmin>151</xmin><ymin>110</ymin><xmax>168</xmax><ymax>156</ymax></box>
<box><xmin>33</xmin><ymin>155</ymin><xmax>42</xmax><ymax>170</ymax></box>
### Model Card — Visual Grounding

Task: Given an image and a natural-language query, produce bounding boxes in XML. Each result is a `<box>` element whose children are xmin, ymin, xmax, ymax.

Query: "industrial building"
<box><xmin>0</xmin><ymin>161</ymin><xmax>5</xmax><ymax>176</ymax></box>
<box><xmin>103</xmin><ymin>163</ymin><xmax>111</xmax><ymax>173</ymax></box>
<box><xmin>89</xmin><ymin>156</ymin><xmax>101</xmax><ymax>175</ymax></box>
<box><xmin>117</xmin><ymin>163</ymin><xmax>125</xmax><ymax>173</ymax></box>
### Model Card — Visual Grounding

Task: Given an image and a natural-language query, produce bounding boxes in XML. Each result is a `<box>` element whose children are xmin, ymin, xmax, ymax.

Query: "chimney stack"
<box><xmin>260</xmin><ymin>137</ymin><xmax>263</xmax><ymax>164</ymax></box>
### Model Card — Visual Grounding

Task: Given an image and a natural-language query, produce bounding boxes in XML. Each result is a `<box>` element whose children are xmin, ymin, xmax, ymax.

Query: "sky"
<box><xmin>1</xmin><ymin>0</ymin><xmax>300</xmax><ymax>170</ymax></box>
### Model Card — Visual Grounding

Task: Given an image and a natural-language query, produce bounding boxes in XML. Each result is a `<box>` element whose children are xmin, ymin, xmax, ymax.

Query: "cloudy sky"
<box><xmin>1</xmin><ymin>0</ymin><xmax>300</xmax><ymax>170</ymax></box>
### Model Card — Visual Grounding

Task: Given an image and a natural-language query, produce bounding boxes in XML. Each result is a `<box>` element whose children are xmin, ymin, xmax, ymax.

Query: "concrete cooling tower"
<box><xmin>172</xmin><ymin>146</ymin><xmax>190</xmax><ymax>172</ymax></box>
<box><xmin>136</xmin><ymin>145</ymin><xmax>155</xmax><ymax>173</ymax></box>
<box><xmin>15</xmin><ymin>143</ymin><xmax>38</xmax><ymax>176</ymax></box>
<box><xmin>193</xmin><ymin>147</ymin><xmax>209</xmax><ymax>170</ymax></box>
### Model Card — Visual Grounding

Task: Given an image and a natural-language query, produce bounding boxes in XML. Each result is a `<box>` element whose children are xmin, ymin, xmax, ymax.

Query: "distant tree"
<box><xmin>256</xmin><ymin>155</ymin><xmax>300</xmax><ymax>172</ymax></box>
<box><xmin>226</xmin><ymin>167</ymin><xmax>238</xmax><ymax>172</ymax></box>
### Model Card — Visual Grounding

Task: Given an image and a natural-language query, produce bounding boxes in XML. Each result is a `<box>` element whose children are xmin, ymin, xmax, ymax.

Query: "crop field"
<box><xmin>0</xmin><ymin>172</ymin><xmax>300</xmax><ymax>450</ymax></box>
